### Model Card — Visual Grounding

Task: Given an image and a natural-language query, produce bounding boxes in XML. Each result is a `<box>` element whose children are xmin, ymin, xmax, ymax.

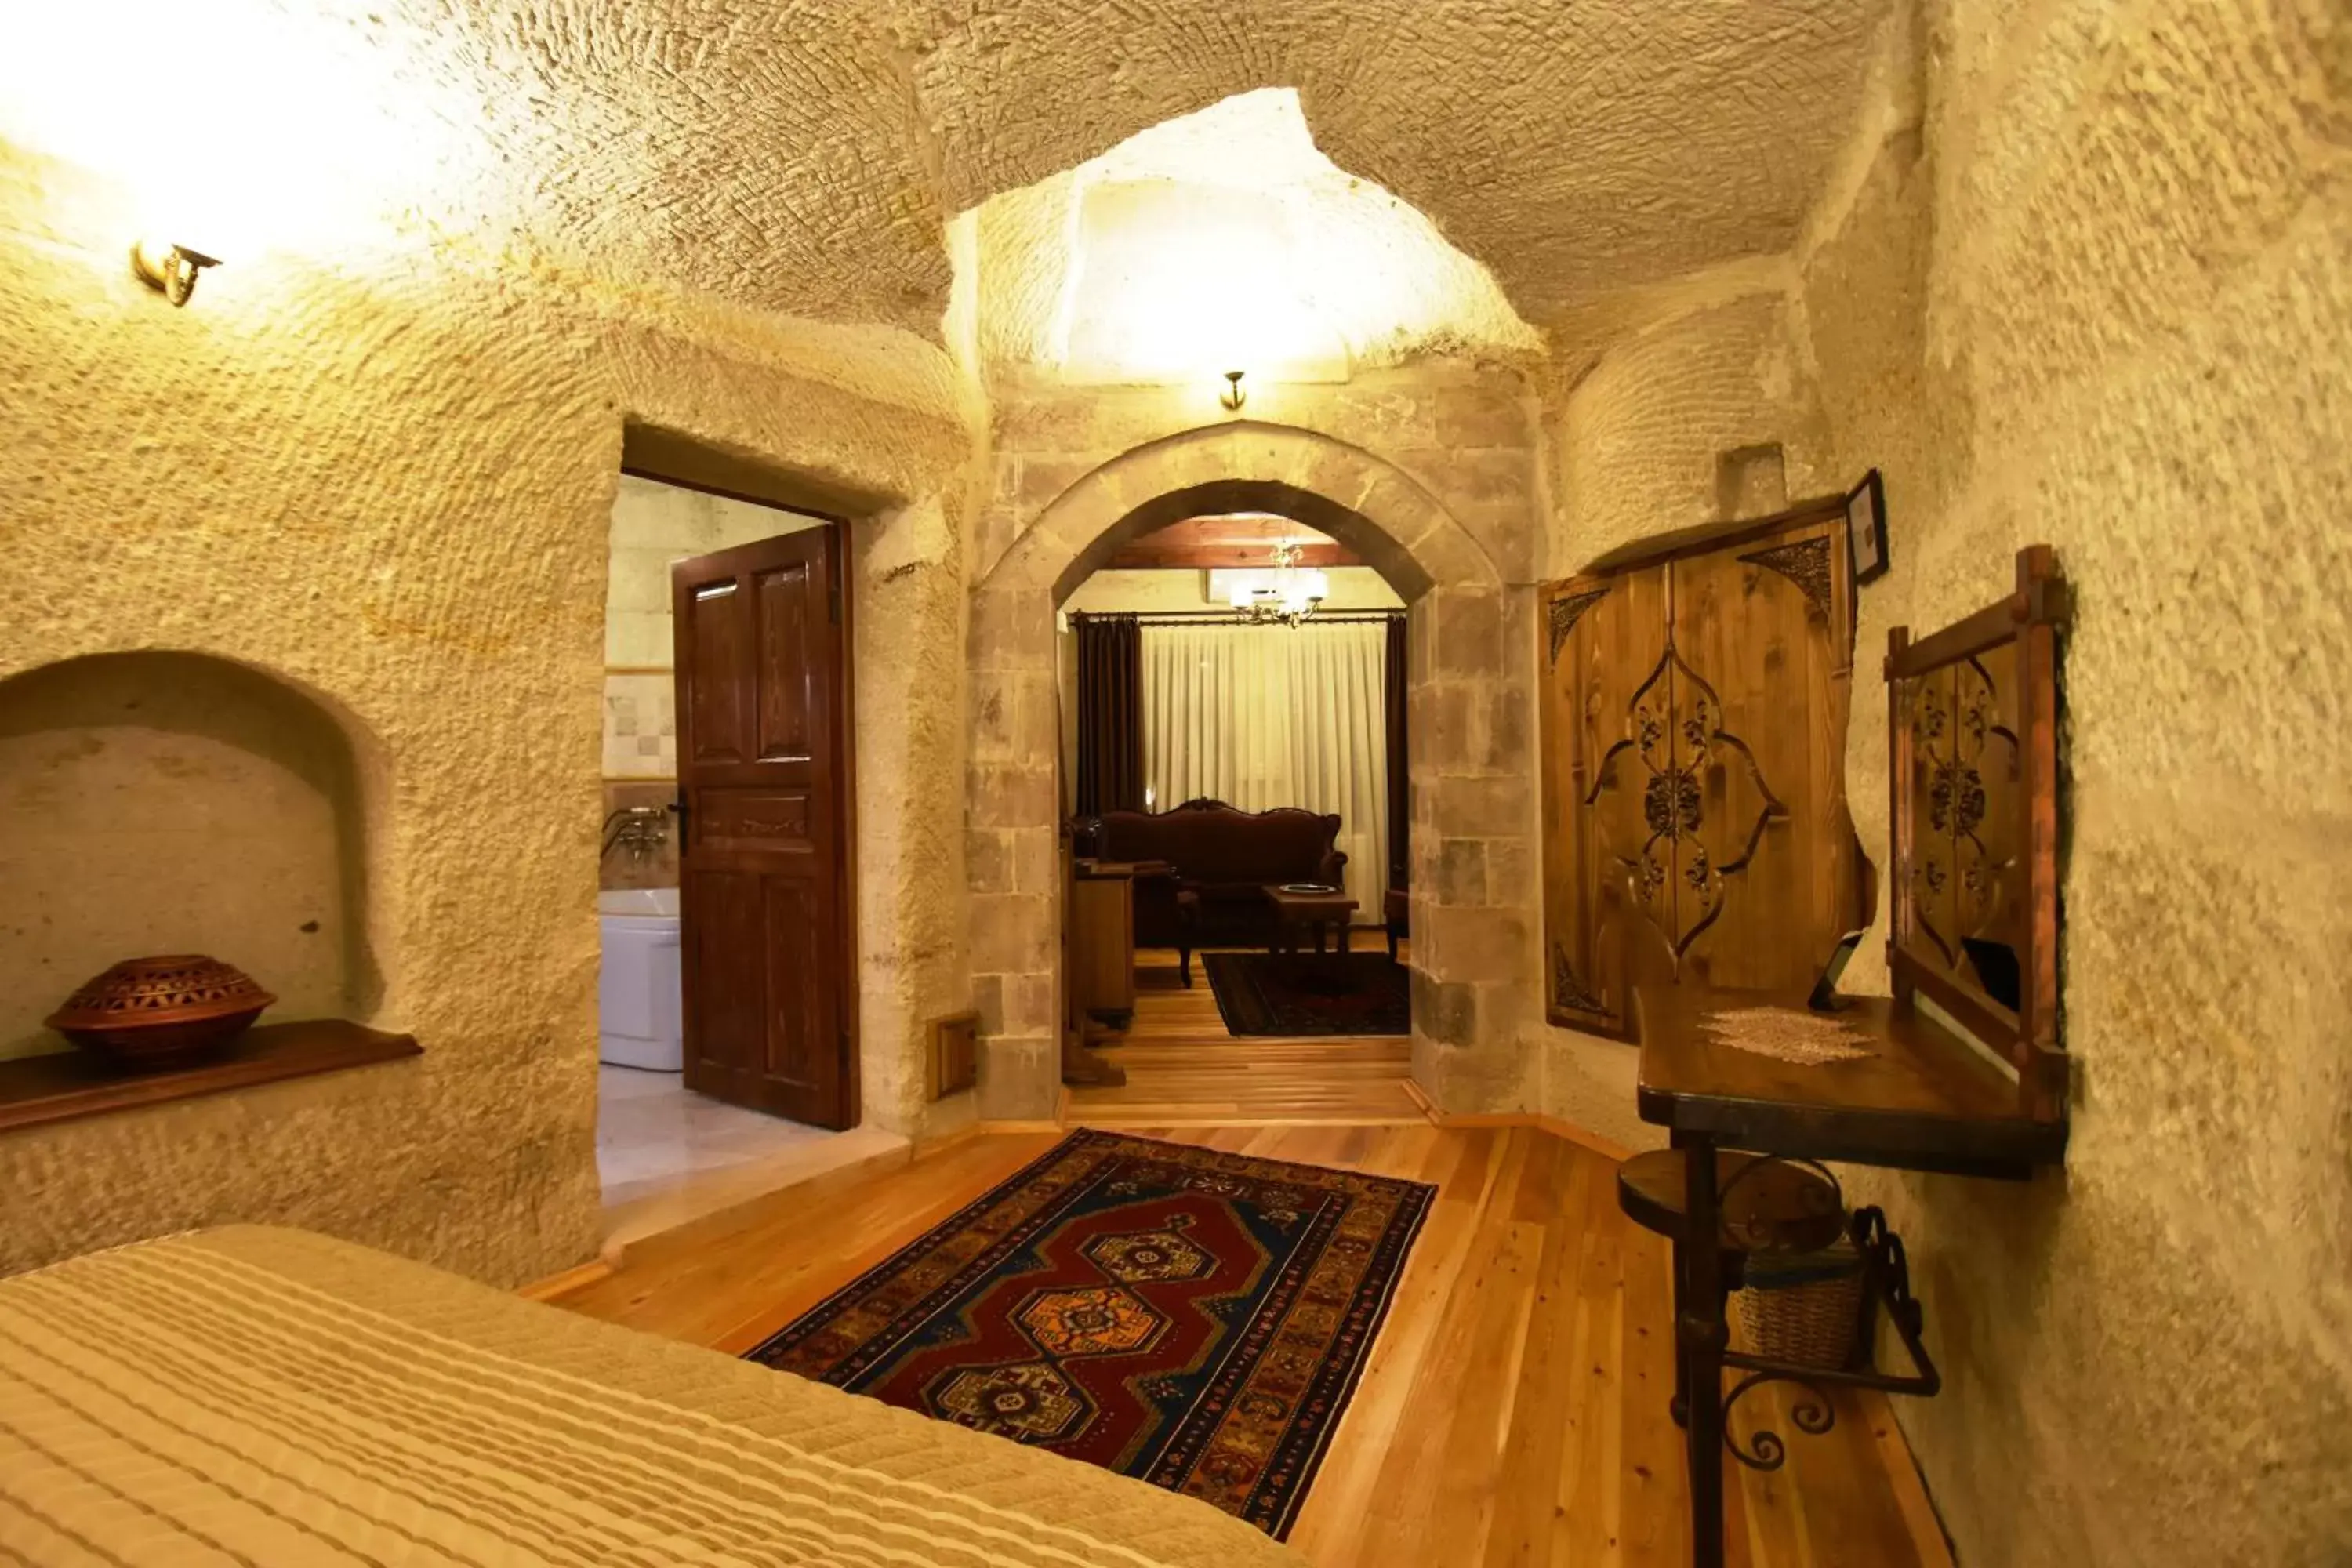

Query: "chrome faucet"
<box><xmin>601</xmin><ymin>804</ymin><xmax>669</xmax><ymax>862</ymax></box>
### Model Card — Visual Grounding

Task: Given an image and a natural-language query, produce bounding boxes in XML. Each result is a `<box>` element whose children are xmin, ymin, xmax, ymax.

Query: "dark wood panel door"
<box><xmin>672</xmin><ymin>528</ymin><xmax>856</xmax><ymax>1129</ymax></box>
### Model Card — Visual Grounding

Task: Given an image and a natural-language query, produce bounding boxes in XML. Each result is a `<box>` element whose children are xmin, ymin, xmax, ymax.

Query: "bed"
<box><xmin>0</xmin><ymin>1225</ymin><xmax>1306</xmax><ymax>1566</ymax></box>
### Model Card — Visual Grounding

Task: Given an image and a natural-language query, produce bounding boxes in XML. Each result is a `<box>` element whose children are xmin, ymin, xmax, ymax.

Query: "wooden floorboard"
<box><xmin>557</xmin><ymin>1122</ymin><xmax>1933</xmax><ymax>1568</ymax></box>
<box><xmin>1069</xmin><ymin>946</ymin><xmax>1424</xmax><ymax>1125</ymax></box>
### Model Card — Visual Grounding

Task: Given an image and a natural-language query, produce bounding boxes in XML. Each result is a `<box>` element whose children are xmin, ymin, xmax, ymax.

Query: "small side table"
<box><xmin>1262</xmin><ymin>885</ymin><xmax>1357</xmax><ymax>986</ymax></box>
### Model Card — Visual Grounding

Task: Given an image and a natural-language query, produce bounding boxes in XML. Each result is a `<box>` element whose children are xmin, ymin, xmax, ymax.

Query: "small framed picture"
<box><xmin>1847</xmin><ymin>469</ymin><xmax>1889</xmax><ymax>584</ymax></box>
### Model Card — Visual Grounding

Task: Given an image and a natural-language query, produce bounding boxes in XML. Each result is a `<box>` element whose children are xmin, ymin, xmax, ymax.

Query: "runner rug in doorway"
<box><xmin>747</xmin><ymin>1129</ymin><xmax>1434</xmax><ymax>1538</ymax></box>
<box><xmin>1203</xmin><ymin>950</ymin><xmax>1413</xmax><ymax>1037</ymax></box>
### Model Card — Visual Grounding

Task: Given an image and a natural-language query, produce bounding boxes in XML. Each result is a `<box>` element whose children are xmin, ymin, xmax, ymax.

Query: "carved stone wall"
<box><xmin>0</xmin><ymin>138</ymin><xmax>975</xmax><ymax>1283</ymax></box>
<box><xmin>1546</xmin><ymin>2</ymin><xmax>2352</xmax><ymax>1559</ymax></box>
<box><xmin>1795</xmin><ymin>5</ymin><xmax>2352</xmax><ymax>1563</ymax></box>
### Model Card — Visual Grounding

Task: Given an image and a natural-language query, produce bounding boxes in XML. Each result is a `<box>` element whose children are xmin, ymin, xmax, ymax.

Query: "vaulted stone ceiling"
<box><xmin>510</xmin><ymin>0</ymin><xmax>1884</xmax><ymax>332</ymax></box>
<box><xmin>5</xmin><ymin>0</ymin><xmax>1886</xmax><ymax>339</ymax></box>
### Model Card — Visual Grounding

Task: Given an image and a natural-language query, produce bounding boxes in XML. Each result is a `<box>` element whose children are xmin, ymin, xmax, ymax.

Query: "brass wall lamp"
<box><xmin>1219</xmin><ymin>368</ymin><xmax>1247</xmax><ymax>412</ymax></box>
<box><xmin>130</xmin><ymin>240</ymin><xmax>220</xmax><ymax>307</ymax></box>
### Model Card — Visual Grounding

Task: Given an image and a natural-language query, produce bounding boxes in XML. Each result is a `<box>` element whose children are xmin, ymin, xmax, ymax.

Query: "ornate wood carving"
<box><xmin>1537</xmin><ymin>501</ymin><xmax>1860</xmax><ymax>1036</ymax></box>
<box><xmin>1886</xmin><ymin>545</ymin><xmax>2070</xmax><ymax>1121</ymax></box>
<box><xmin>1589</xmin><ymin>642</ymin><xmax>1790</xmax><ymax>962</ymax></box>
<box><xmin>1552</xmin><ymin>943</ymin><xmax>1606</xmax><ymax>1016</ymax></box>
<box><xmin>1737</xmin><ymin>536</ymin><xmax>1835</xmax><ymax>619</ymax></box>
<box><xmin>1546</xmin><ymin>588</ymin><xmax>1613</xmax><ymax>665</ymax></box>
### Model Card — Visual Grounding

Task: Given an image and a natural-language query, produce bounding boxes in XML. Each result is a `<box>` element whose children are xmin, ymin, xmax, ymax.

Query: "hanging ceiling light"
<box><xmin>1227</xmin><ymin>538</ymin><xmax>1327</xmax><ymax>627</ymax></box>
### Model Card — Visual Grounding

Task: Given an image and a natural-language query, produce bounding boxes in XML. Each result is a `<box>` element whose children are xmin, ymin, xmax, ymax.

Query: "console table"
<box><xmin>1628</xmin><ymin>546</ymin><xmax>2074</xmax><ymax>1567</ymax></box>
<box><xmin>1636</xmin><ymin>985</ymin><xmax>2068</xmax><ymax>1566</ymax></box>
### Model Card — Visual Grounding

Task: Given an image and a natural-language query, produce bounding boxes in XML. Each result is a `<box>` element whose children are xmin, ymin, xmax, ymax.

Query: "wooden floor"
<box><xmin>1068</xmin><ymin>945</ymin><xmax>1423</xmax><ymax>1125</ymax></box>
<box><xmin>558</xmin><ymin>1122</ymin><xmax>1941</xmax><ymax>1568</ymax></box>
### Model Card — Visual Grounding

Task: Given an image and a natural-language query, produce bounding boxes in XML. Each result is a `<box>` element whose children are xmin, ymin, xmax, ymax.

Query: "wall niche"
<box><xmin>0</xmin><ymin>652</ymin><xmax>378</xmax><ymax>1061</ymax></box>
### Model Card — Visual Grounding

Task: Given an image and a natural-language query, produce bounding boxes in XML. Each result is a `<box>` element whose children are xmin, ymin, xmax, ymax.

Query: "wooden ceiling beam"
<box><xmin>1105</xmin><ymin>514</ymin><xmax>1362</xmax><ymax>572</ymax></box>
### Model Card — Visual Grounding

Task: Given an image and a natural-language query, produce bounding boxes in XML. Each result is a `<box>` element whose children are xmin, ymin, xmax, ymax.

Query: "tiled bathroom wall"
<box><xmin>602</xmin><ymin>673</ymin><xmax>677</xmax><ymax>779</ymax></box>
<box><xmin>601</xmin><ymin>475</ymin><xmax>829</xmax><ymax>887</ymax></box>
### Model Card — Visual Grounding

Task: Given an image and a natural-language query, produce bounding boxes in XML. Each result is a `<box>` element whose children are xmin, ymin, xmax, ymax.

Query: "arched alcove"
<box><xmin>968</xmin><ymin>422</ymin><xmax>1539</xmax><ymax>1120</ymax></box>
<box><xmin>0</xmin><ymin>652</ymin><xmax>379</xmax><ymax>1057</ymax></box>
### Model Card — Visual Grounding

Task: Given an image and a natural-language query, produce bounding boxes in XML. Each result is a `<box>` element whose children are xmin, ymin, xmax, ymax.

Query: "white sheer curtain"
<box><xmin>1141</xmin><ymin>620</ymin><xmax>1389</xmax><ymax>919</ymax></box>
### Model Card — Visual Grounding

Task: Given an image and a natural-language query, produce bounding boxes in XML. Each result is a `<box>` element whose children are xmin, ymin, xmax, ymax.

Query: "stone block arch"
<box><xmin>967</xmin><ymin>421</ymin><xmax>1540</xmax><ymax>1120</ymax></box>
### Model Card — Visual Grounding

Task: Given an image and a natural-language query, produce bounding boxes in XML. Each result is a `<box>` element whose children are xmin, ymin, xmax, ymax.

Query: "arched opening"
<box><xmin>1050</xmin><ymin>479</ymin><xmax>1437</xmax><ymax>605</ymax></box>
<box><xmin>1055</xmin><ymin>498</ymin><xmax>1414</xmax><ymax>1112</ymax></box>
<box><xmin>0</xmin><ymin>652</ymin><xmax>380</xmax><ymax>1058</ymax></box>
<box><xmin>968</xmin><ymin>423</ymin><xmax>1539</xmax><ymax>1123</ymax></box>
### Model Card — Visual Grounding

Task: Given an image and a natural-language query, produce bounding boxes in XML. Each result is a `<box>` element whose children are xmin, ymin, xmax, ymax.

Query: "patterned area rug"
<box><xmin>1203</xmin><ymin>950</ymin><xmax>1412</xmax><ymax>1037</ymax></box>
<box><xmin>749</xmin><ymin>1130</ymin><xmax>1434</xmax><ymax>1537</ymax></box>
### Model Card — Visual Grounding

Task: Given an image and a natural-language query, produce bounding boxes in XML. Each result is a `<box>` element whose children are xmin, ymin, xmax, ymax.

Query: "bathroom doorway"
<box><xmin>670</xmin><ymin>525</ymin><xmax>858</xmax><ymax>1128</ymax></box>
<box><xmin>595</xmin><ymin>470</ymin><xmax>853</xmax><ymax>1234</ymax></box>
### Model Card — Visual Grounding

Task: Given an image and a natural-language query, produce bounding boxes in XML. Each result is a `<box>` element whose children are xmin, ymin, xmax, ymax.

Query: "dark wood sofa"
<box><xmin>1076</xmin><ymin>800</ymin><xmax>1347</xmax><ymax>985</ymax></box>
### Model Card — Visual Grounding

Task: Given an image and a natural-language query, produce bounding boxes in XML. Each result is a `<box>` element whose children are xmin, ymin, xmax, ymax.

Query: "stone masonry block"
<box><xmin>971</xmin><ymin>972</ymin><xmax>1004</xmax><ymax>1033</ymax></box>
<box><xmin>967</xmin><ymin>763</ymin><xmax>1055</xmax><ymax>829</ymax></box>
<box><xmin>967</xmin><ymin>829</ymin><xmax>1011</xmax><ymax>894</ymax></box>
<box><xmin>1411</xmin><ymin>970</ymin><xmax>1479</xmax><ymax>1047</ymax></box>
<box><xmin>1432</xmin><ymin>589</ymin><xmax>1506</xmax><ymax>677</ymax></box>
<box><xmin>1479</xmin><ymin>684</ymin><xmax>1533</xmax><ymax>771</ymax></box>
<box><xmin>978</xmin><ymin>1035</ymin><xmax>1060</xmax><ymax>1121</ymax></box>
<box><xmin>1008</xmin><ymin>825</ymin><xmax>1058</xmax><ymax>894</ymax></box>
<box><xmin>1421</xmin><ymin>447</ymin><xmax>1536</xmax><ymax>510</ymax></box>
<box><xmin>1432</xmin><ymin>775</ymin><xmax>1535</xmax><ymax>838</ymax></box>
<box><xmin>1018</xmin><ymin>455</ymin><xmax>1098</xmax><ymax>512</ymax></box>
<box><xmin>969</xmin><ymin>675</ymin><xmax>1017</xmax><ymax>761</ymax></box>
<box><xmin>1424</xmin><ymin>906</ymin><xmax>1533</xmax><ymax>985</ymax></box>
<box><xmin>1434</xmin><ymin>383</ymin><xmax>1535</xmax><ymax>448</ymax></box>
<box><xmin>1484</xmin><ymin>837</ymin><xmax>1537</xmax><ymax>906</ymax></box>
<box><xmin>967</xmin><ymin>893</ymin><xmax>1051</xmax><ymax>972</ymax></box>
<box><xmin>1423</xmin><ymin>683</ymin><xmax>1483</xmax><ymax>771</ymax></box>
<box><xmin>996</xmin><ymin>971</ymin><xmax>1057</xmax><ymax>1037</ymax></box>
<box><xmin>969</xmin><ymin>586</ymin><xmax>1056</xmax><ymax>670</ymax></box>
<box><xmin>1433</xmin><ymin>838</ymin><xmax>1488</xmax><ymax>905</ymax></box>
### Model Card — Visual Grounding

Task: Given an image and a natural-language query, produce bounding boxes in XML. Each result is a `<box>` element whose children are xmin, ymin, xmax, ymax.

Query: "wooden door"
<box><xmin>672</xmin><ymin>528</ymin><xmax>856</xmax><ymax>1128</ymax></box>
<box><xmin>1540</xmin><ymin>505</ymin><xmax>1860</xmax><ymax>1035</ymax></box>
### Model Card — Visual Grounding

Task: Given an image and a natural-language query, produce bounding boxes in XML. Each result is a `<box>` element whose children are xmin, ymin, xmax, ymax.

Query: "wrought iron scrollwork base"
<box><xmin>1715</xmin><ymin>1204</ymin><xmax>1942</xmax><ymax>1469</ymax></box>
<box><xmin>1722</xmin><ymin>1371</ymin><xmax>1838</xmax><ymax>1471</ymax></box>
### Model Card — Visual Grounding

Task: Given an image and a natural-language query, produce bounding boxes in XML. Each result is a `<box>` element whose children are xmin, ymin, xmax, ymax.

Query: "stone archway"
<box><xmin>966</xmin><ymin>421</ymin><xmax>1541</xmax><ymax>1120</ymax></box>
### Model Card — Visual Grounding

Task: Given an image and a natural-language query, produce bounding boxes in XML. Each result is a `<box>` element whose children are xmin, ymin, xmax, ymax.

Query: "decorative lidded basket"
<box><xmin>45</xmin><ymin>955</ymin><xmax>275</xmax><ymax>1067</ymax></box>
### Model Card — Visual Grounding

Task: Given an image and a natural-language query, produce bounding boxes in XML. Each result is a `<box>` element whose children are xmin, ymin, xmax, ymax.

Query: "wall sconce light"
<box><xmin>1220</xmin><ymin>369</ymin><xmax>1247</xmax><ymax>412</ymax></box>
<box><xmin>130</xmin><ymin>240</ymin><xmax>220</xmax><ymax>307</ymax></box>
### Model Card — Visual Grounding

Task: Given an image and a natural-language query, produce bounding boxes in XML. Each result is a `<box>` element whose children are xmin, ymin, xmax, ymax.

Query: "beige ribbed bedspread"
<box><xmin>0</xmin><ymin>1225</ymin><xmax>1305</xmax><ymax>1566</ymax></box>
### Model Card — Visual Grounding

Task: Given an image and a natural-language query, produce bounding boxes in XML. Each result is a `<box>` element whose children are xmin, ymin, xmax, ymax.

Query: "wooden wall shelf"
<box><xmin>0</xmin><ymin>1020</ymin><xmax>421</xmax><ymax>1135</ymax></box>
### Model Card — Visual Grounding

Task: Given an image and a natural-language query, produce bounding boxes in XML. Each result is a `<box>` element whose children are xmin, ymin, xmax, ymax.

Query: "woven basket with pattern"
<box><xmin>1735</xmin><ymin>1233</ymin><xmax>1866</xmax><ymax>1370</ymax></box>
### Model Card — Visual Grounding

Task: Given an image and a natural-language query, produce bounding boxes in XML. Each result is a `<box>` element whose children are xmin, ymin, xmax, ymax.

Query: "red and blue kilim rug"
<box><xmin>747</xmin><ymin>1129</ymin><xmax>1435</xmax><ymax>1537</ymax></box>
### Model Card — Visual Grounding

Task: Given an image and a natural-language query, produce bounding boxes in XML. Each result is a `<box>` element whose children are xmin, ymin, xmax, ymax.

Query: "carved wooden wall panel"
<box><xmin>1898</xmin><ymin>645</ymin><xmax>2026</xmax><ymax>1003</ymax></box>
<box><xmin>1884</xmin><ymin>545</ymin><xmax>2068</xmax><ymax>1119</ymax></box>
<box><xmin>1540</xmin><ymin>505</ymin><xmax>1860</xmax><ymax>1036</ymax></box>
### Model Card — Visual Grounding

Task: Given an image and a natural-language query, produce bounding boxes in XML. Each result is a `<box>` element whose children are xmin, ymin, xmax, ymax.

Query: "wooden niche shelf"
<box><xmin>0</xmin><ymin>1021</ymin><xmax>421</xmax><ymax>1135</ymax></box>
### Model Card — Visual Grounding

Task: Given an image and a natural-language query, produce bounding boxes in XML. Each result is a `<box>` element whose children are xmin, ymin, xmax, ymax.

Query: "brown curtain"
<box><xmin>1385</xmin><ymin>613</ymin><xmax>1410</xmax><ymax>892</ymax></box>
<box><xmin>1073</xmin><ymin>613</ymin><xmax>1145</xmax><ymax>817</ymax></box>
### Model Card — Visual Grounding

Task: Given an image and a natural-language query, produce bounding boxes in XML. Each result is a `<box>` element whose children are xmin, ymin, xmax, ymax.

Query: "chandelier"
<box><xmin>1227</xmin><ymin>538</ymin><xmax>1328</xmax><ymax>627</ymax></box>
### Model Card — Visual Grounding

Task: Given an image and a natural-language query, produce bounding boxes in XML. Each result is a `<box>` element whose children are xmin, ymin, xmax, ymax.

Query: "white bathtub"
<box><xmin>598</xmin><ymin>887</ymin><xmax>682</xmax><ymax>1071</ymax></box>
